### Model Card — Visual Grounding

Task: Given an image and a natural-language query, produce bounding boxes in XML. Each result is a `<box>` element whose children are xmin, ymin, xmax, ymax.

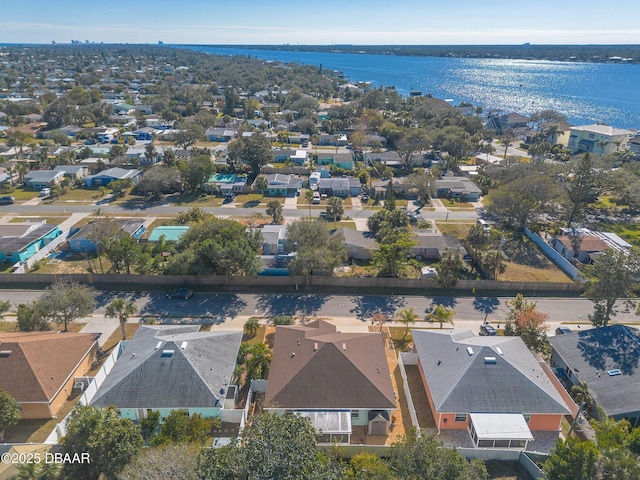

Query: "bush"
<box><xmin>272</xmin><ymin>315</ymin><xmax>294</xmax><ymax>325</ymax></box>
<box><xmin>16</xmin><ymin>303</ymin><xmax>50</xmax><ymax>331</ymax></box>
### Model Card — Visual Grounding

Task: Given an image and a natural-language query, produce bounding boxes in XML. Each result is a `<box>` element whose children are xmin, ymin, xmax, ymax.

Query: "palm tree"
<box><xmin>397</xmin><ymin>307</ymin><xmax>418</xmax><ymax>339</ymax></box>
<box><xmin>254</xmin><ymin>175</ymin><xmax>268</xmax><ymax>198</ymax></box>
<box><xmin>326</xmin><ymin>196</ymin><xmax>344</xmax><ymax>223</ymax></box>
<box><xmin>15</xmin><ymin>161</ymin><xmax>30</xmax><ymax>185</ymax></box>
<box><xmin>244</xmin><ymin>317</ymin><xmax>260</xmax><ymax>338</ymax></box>
<box><xmin>266</xmin><ymin>200</ymin><xmax>283</xmax><ymax>224</ymax></box>
<box><xmin>105</xmin><ymin>298</ymin><xmax>138</xmax><ymax>340</ymax></box>
<box><xmin>304</xmin><ymin>189</ymin><xmax>314</xmax><ymax>217</ymax></box>
<box><xmin>427</xmin><ymin>304</ymin><xmax>455</xmax><ymax>329</ymax></box>
<box><xmin>571</xmin><ymin>381</ymin><xmax>594</xmax><ymax>415</ymax></box>
<box><xmin>596</xmin><ymin>139</ymin><xmax>609</xmax><ymax>155</ymax></box>
<box><xmin>483</xmin><ymin>249</ymin><xmax>507</xmax><ymax>280</ymax></box>
<box><xmin>246</xmin><ymin>343</ymin><xmax>271</xmax><ymax>381</ymax></box>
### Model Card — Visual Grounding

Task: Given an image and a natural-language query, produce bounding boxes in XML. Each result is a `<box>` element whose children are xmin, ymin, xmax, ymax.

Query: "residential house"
<box><xmin>206</xmin><ymin>127</ymin><xmax>238</xmax><ymax>142</ymax></box>
<box><xmin>317</xmin><ymin>152</ymin><xmax>354</xmax><ymax>170</ymax></box>
<box><xmin>203</xmin><ymin>173</ymin><xmax>248</xmax><ymax>195</ymax></box>
<box><xmin>272</xmin><ymin>149</ymin><xmax>308</xmax><ymax>166</ymax></box>
<box><xmin>628</xmin><ymin>134</ymin><xmax>640</xmax><ymax>155</ymax></box>
<box><xmin>498</xmin><ymin>112</ymin><xmax>530</xmax><ymax>130</ymax></box>
<box><xmin>84</xmin><ymin>167</ymin><xmax>143</xmax><ymax>187</ymax></box>
<box><xmin>567</xmin><ymin>124</ymin><xmax>634</xmax><ymax>155</ymax></box>
<box><xmin>90</xmin><ymin>326</ymin><xmax>242</xmax><ymax>422</ymax></box>
<box><xmin>549</xmin><ymin>325</ymin><xmax>640</xmax><ymax>427</ymax></box>
<box><xmin>434</xmin><ymin>175</ymin><xmax>482</xmax><ymax>201</ymax></box>
<box><xmin>23</xmin><ymin>170</ymin><xmax>64</xmax><ymax>189</ymax></box>
<box><xmin>411</xmin><ymin>330</ymin><xmax>571</xmax><ymax>449</ymax></box>
<box><xmin>68</xmin><ymin>219</ymin><xmax>145</xmax><ymax>253</ymax></box>
<box><xmin>318</xmin><ymin>177</ymin><xmax>361</xmax><ymax>197</ymax></box>
<box><xmin>0</xmin><ymin>221</ymin><xmax>63</xmax><ymax>263</ymax></box>
<box><xmin>365</xmin><ymin>151</ymin><xmax>402</xmax><ymax>168</ymax></box>
<box><xmin>113</xmin><ymin>103</ymin><xmax>136</xmax><ymax>115</ymax></box>
<box><xmin>537</xmin><ymin>121</ymin><xmax>573</xmax><ymax>148</ymax></box>
<box><xmin>365</xmin><ymin>134</ymin><xmax>388</xmax><ymax>147</ymax></box>
<box><xmin>131</xmin><ymin>127</ymin><xmax>158</xmax><ymax>141</ymax></box>
<box><xmin>411</xmin><ymin>233</ymin><xmax>468</xmax><ymax>260</ymax></box>
<box><xmin>551</xmin><ymin>229</ymin><xmax>631</xmax><ymax>264</ymax></box>
<box><xmin>262</xmin><ymin>174</ymin><xmax>302</xmax><ymax>196</ymax></box>
<box><xmin>147</xmin><ymin>226</ymin><xmax>190</xmax><ymax>243</ymax></box>
<box><xmin>261</xmin><ymin>224</ymin><xmax>287</xmax><ymax>255</ymax></box>
<box><xmin>264</xmin><ymin>320</ymin><xmax>396</xmax><ymax>443</ymax></box>
<box><xmin>287</xmin><ymin>132</ymin><xmax>310</xmax><ymax>144</ymax></box>
<box><xmin>0</xmin><ymin>332</ymin><xmax>98</xmax><ymax>419</ymax></box>
<box><xmin>333</xmin><ymin>228</ymin><xmax>377</xmax><ymax>260</ymax></box>
<box><xmin>52</xmin><ymin>164</ymin><xmax>89</xmax><ymax>181</ymax></box>
<box><xmin>318</xmin><ymin>133</ymin><xmax>348</xmax><ymax>146</ymax></box>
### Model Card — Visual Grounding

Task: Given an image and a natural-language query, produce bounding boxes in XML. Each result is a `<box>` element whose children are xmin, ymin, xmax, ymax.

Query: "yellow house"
<box><xmin>0</xmin><ymin>332</ymin><xmax>98</xmax><ymax>419</ymax></box>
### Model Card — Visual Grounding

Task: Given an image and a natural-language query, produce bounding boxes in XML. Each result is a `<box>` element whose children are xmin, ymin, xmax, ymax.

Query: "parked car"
<box><xmin>555</xmin><ymin>326</ymin><xmax>572</xmax><ymax>335</ymax></box>
<box><xmin>165</xmin><ymin>288</ymin><xmax>194</xmax><ymax>299</ymax></box>
<box><xmin>480</xmin><ymin>324</ymin><xmax>498</xmax><ymax>336</ymax></box>
<box><xmin>223</xmin><ymin>192</ymin><xmax>234</xmax><ymax>203</ymax></box>
<box><xmin>312</xmin><ymin>192</ymin><xmax>321</xmax><ymax>204</ymax></box>
<box><xmin>361</xmin><ymin>193</ymin><xmax>369</xmax><ymax>202</ymax></box>
<box><xmin>0</xmin><ymin>196</ymin><xmax>15</xmax><ymax>205</ymax></box>
<box><xmin>39</xmin><ymin>188</ymin><xmax>51</xmax><ymax>197</ymax></box>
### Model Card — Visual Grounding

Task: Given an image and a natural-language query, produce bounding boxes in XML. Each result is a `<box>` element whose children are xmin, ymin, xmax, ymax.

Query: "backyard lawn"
<box><xmin>4</xmin><ymin>187</ymin><xmax>39</xmax><ymax>201</ymax></box>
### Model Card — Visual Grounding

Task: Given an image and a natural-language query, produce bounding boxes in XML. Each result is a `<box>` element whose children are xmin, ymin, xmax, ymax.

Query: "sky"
<box><xmin>2</xmin><ymin>0</ymin><xmax>640</xmax><ymax>45</ymax></box>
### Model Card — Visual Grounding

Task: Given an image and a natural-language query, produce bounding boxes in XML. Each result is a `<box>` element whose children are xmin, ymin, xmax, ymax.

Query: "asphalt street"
<box><xmin>1</xmin><ymin>290</ymin><xmax>636</xmax><ymax>337</ymax></box>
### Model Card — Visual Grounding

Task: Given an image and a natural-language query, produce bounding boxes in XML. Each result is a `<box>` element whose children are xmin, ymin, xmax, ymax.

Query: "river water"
<box><xmin>184</xmin><ymin>45</ymin><xmax>640</xmax><ymax>129</ymax></box>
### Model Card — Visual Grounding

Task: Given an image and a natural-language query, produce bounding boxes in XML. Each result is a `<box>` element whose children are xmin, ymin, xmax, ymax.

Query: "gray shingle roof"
<box><xmin>548</xmin><ymin>325</ymin><xmax>640</xmax><ymax>417</ymax></box>
<box><xmin>91</xmin><ymin>326</ymin><xmax>241</xmax><ymax>409</ymax></box>
<box><xmin>412</xmin><ymin>330</ymin><xmax>570</xmax><ymax>415</ymax></box>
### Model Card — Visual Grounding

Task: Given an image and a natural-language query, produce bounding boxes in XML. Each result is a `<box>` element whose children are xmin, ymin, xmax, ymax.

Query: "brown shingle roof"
<box><xmin>556</xmin><ymin>235</ymin><xmax>608</xmax><ymax>253</ymax></box>
<box><xmin>265</xmin><ymin>320</ymin><xmax>395</xmax><ymax>410</ymax></box>
<box><xmin>0</xmin><ymin>332</ymin><xmax>98</xmax><ymax>402</ymax></box>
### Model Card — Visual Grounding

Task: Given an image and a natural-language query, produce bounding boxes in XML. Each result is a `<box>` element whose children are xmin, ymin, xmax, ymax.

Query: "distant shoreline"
<box><xmin>2</xmin><ymin>42</ymin><xmax>639</xmax><ymax>65</ymax></box>
<box><xmin>180</xmin><ymin>44</ymin><xmax>640</xmax><ymax>64</ymax></box>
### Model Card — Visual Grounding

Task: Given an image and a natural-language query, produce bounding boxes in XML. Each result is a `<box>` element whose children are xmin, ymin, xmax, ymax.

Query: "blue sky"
<box><xmin>2</xmin><ymin>0</ymin><xmax>640</xmax><ymax>45</ymax></box>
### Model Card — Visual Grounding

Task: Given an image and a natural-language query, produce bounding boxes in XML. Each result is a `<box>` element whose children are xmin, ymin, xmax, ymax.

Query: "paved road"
<box><xmin>2</xmin><ymin>290</ymin><xmax>636</xmax><ymax>338</ymax></box>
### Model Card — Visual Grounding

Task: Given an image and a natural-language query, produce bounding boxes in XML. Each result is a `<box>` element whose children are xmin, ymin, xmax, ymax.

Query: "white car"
<box><xmin>312</xmin><ymin>192</ymin><xmax>321</xmax><ymax>204</ymax></box>
<box><xmin>39</xmin><ymin>188</ymin><xmax>51</xmax><ymax>197</ymax></box>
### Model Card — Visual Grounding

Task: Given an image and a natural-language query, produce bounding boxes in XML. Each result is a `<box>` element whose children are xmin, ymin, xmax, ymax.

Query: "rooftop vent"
<box><xmin>161</xmin><ymin>350</ymin><xmax>174</xmax><ymax>358</ymax></box>
<box><xmin>155</xmin><ymin>341</ymin><xmax>162</xmax><ymax>350</ymax></box>
<box><xmin>484</xmin><ymin>357</ymin><xmax>497</xmax><ymax>364</ymax></box>
<box><xmin>608</xmin><ymin>369</ymin><xmax>622</xmax><ymax>376</ymax></box>
<box><xmin>0</xmin><ymin>350</ymin><xmax>12</xmax><ymax>357</ymax></box>
<box><xmin>466</xmin><ymin>347</ymin><xmax>474</xmax><ymax>356</ymax></box>
<box><xmin>180</xmin><ymin>341</ymin><xmax>188</xmax><ymax>349</ymax></box>
<box><xmin>342</xmin><ymin>343</ymin><xmax>347</xmax><ymax>351</ymax></box>
<box><xmin>496</xmin><ymin>347</ymin><xmax>503</xmax><ymax>356</ymax></box>
<box><xmin>314</xmin><ymin>342</ymin><xmax>318</xmax><ymax>351</ymax></box>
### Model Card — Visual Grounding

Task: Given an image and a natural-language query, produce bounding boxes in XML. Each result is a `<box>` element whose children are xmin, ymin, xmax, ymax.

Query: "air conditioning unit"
<box><xmin>73</xmin><ymin>382</ymin><xmax>86</xmax><ymax>394</ymax></box>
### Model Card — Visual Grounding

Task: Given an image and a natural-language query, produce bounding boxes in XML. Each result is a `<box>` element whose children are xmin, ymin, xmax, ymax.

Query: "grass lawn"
<box><xmin>591</xmin><ymin>195</ymin><xmax>621</xmax><ymax>210</ymax></box>
<box><xmin>388</xmin><ymin>326</ymin><xmax>414</xmax><ymax>352</ymax></box>
<box><xmin>6</xmin><ymin>187</ymin><xmax>39</xmax><ymax>201</ymax></box>
<box><xmin>325</xmin><ymin>220</ymin><xmax>356</xmax><ymax>230</ymax></box>
<box><xmin>9</xmin><ymin>215</ymin><xmax>68</xmax><ymax>225</ymax></box>
<box><xmin>499</xmin><ymin>236</ymin><xmax>574</xmax><ymax>283</ymax></box>
<box><xmin>242</xmin><ymin>325</ymin><xmax>267</xmax><ymax>346</ymax></box>
<box><xmin>440</xmin><ymin>198</ymin><xmax>474</xmax><ymax>208</ymax></box>
<box><xmin>436</xmin><ymin>221</ymin><xmax>474</xmax><ymax>238</ymax></box>
<box><xmin>55</xmin><ymin>187</ymin><xmax>107</xmax><ymax>201</ymax></box>
<box><xmin>591</xmin><ymin>221</ymin><xmax>640</xmax><ymax>247</ymax></box>
<box><xmin>0</xmin><ymin>322</ymin><xmax>86</xmax><ymax>333</ymax></box>
<box><xmin>237</xmin><ymin>194</ymin><xmax>284</xmax><ymax>208</ymax></box>
<box><xmin>296</xmin><ymin>196</ymin><xmax>352</xmax><ymax>208</ymax></box>
<box><xmin>99</xmin><ymin>323</ymin><xmax>140</xmax><ymax>357</ymax></box>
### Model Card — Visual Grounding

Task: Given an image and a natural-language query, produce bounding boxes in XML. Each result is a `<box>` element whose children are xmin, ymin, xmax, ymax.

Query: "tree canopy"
<box><xmin>166</xmin><ymin>217</ymin><xmax>262</xmax><ymax>276</ymax></box>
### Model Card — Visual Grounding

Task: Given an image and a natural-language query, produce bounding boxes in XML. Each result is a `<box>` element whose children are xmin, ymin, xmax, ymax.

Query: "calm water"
<box><xmin>185</xmin><ymin>45</ymin><xmax>640</xmax><ymax>129</ymax></box>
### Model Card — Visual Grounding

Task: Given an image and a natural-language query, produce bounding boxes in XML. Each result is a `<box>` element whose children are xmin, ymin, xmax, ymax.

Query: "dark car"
<box><xmin>555</xmin><ymin>326</ymin><xmax>572</xmax><ymax>335</ymax></box>
<box><xmin>165</xmin><ymin>288</ymin><xmax>194</xmax><ymax>299</ymax></box>
<box><xmin>0</xmin><ymin>196</ymin><xmax>15</xmax><ymax>205</ymax></box>
<box><xmin>361</xmin><ymin>193</ymin><xmax>369</xmax><ymax>202</ymax></box>
<box><xmin>480</xmin><ymin>324</ymin><xmax>498</xmax><ymax>336</ymax></box>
